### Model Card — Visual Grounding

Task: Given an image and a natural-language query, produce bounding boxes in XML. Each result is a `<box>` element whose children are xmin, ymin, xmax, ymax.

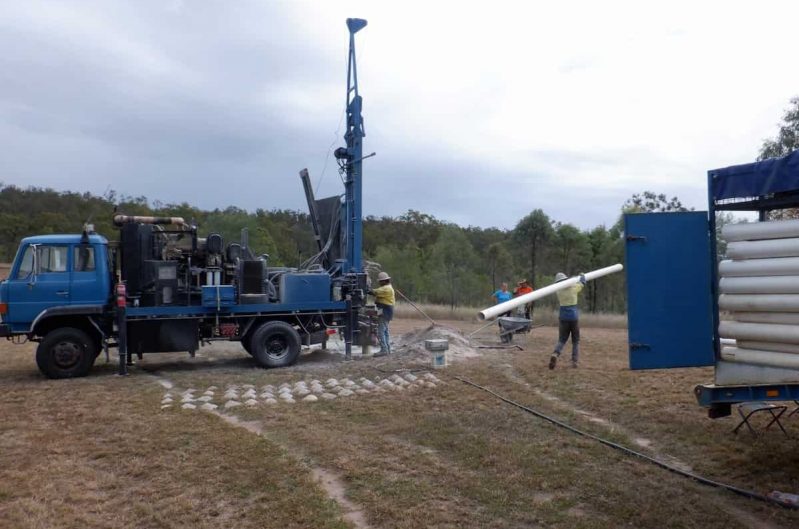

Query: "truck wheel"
<box><xmin>36</xmin><ymin>327</ymin><xmax>96</xmax><ymax>379</ymax></box>
<box><xmin>250</xmin><ymin>321</ymin><xmax>301</xmax><ymax>368</ymax></box>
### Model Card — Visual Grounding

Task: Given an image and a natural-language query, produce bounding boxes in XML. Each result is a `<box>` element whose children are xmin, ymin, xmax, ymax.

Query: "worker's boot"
<box><xmin>373</xmin><ymin>349</ymin><xmax>388</xmax><ymax>358</ymax></box>
<box><xmin>548</xmin><ymin>354</ymin><xmax>558</xmax><ymax>370</ymax></box>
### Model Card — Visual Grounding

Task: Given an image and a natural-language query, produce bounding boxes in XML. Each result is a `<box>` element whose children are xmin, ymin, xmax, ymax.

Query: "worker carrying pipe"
<box><xmin>477</xmin><ymin>264</ymin><xmax>623</xmax><ymax>321</ymax></box>
<box><xmin>550</xmin><ymin>271</ymin><xmax>586</xmax><ymax>369</ymax></box>
<box><xmin>479</xmin><ymin>264</ymin><xmax>622</xmax><ymax>368</ymax></box>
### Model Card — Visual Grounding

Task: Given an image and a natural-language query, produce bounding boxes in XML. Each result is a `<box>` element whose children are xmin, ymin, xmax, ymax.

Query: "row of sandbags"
<box><xmin>718</xmin><ymin>219</ymin><xmax>799</xmax><ymax>369</ymax></box>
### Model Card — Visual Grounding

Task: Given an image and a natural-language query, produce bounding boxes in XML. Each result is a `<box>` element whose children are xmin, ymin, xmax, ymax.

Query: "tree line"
<box><xmin>3</xmin><ymin>96</ymin><xmax>795</xmax><ymax>312</ymax></box>
<box><xmin>0</xmin><ymin>184</ymin><xmax>693</xmax><ymax>313</ymax></box>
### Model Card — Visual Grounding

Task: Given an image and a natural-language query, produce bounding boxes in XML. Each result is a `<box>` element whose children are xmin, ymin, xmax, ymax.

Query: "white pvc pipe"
<box><xmin>719</xmin><ymin>257</ymin><xmax>799</xmax><ymax>277</ymax></box>
<box><xmin>477</xmin><ymin>263</ymin><xmax>623</xmax><ymax>321</ymax></box>
<box><xmin>727</xmin><ymin>238</ymin><xmax>799</xmax><ymax>260</ymax></box>
<box><xmin>721</xmin><ymin>346</ymin><xmax>799</xmax><ymax>370</ymax></box>
<box><xmin>738</xmin><ymin>340</ymin><xmax>799</xmax><ymax>354</ymax></box>
<box><xmin>719</xmin><ymin>276</ymin><xmax>799</xmax><ymax>294</ymax></box>
<box><xmin>722</xmin><ymin>219</ymin><xmax>799</xmax><ymax>243</ymax></box>
<box><xmin>731</xmin><ymin>312</ymin><xmax>799</xmax><ymax>325</ymax></box>
<box><xmin>719</xmin><ymin>294</ymin><xmax>799</xmax><ymax>312</ymax></box>
<box><xmin>718</xmin><ymin>320</ymin><xmax>799</xmax><ymax>344</ymax></box>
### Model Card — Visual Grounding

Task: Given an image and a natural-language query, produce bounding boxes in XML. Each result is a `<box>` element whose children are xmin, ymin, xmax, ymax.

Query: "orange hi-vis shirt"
<box><xmin>514</xmin><ymin>286</ymin><xmax>533</xmax><ymax>297</ymax></box>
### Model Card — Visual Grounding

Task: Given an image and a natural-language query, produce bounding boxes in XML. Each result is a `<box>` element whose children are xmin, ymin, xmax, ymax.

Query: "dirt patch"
<box><xmin>531</xmin><ymin>491</ymin><xmax>556</xmax><ymax>504</ymax></box>
<box><xmin>214</xmin><ymin>411</ymin><xmax>264</xmax><ymax>436</ymax></box>
<box><xmin>722</xmin><ymin>502</ymin><xmax>790</xmax><ymax>529</ymax></box>
<box><xmin>311</xmin><ymin>468</ymin><xmax>372</xmax><ymax>529</ymax></box>
<box><xmin>210</xmin><ymin>395</ymin><xmax>373</xmax><ymax>529</ymax></box>
<box><xmin>394</xmin><ymin>324</ymin><xmax>481</xmax><ymax>360</ymax></box>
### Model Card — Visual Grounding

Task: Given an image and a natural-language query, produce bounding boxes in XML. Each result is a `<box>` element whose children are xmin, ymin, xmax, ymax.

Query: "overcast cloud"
<box><xmin>1</xmin><ymin>0</ymin><xmax>798</xmax><ymax>230</ymax></box>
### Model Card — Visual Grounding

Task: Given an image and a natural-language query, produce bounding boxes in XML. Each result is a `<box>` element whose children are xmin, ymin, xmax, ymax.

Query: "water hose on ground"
<box><xmin>452</xmin><ymin>374</ymin><xmax>798</xmax><ymax>511</ymax></box>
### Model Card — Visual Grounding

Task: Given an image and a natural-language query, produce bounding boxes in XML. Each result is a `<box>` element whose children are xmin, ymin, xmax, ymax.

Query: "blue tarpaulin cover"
<box><xmin>710</xmin><ymin>151</ymin><xmax>799</xmax><ymax>201</ymax></box>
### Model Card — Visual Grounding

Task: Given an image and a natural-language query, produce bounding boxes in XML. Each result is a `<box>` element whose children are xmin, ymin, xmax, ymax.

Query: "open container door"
<box><xmin>625</xmin><ymin>212</ymin><xmax>715</xmax><ymax>369</ymax></box>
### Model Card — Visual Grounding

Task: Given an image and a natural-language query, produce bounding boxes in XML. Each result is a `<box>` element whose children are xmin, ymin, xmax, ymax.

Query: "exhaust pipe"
<box><xmin>113</xmin><ymin>215</ymin><xmax>189</xmax><ymax>228</ymax></box>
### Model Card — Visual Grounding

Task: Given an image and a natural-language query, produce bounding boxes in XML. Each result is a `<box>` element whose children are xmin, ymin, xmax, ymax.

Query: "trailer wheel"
<box><xmin>250</xmin><ymin>321</ymin><xmax>301</xmax><ymax>368</ymax></box>
<box><xmin>36</xmin><ymin>327</ymin><xmax>96</xmax><ymax>379</ymax></box>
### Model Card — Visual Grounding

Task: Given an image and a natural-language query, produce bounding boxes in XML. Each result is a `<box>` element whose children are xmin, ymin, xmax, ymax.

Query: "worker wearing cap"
<box><xmin>513</xmin><ymin>279</ymin><xmax>534</xmax><ymax>321</ymax></box>
<box><xmin>370</xmin><ymin>271</ymin><xmax>395</xmax><ymax>357</ymax></box>
<box><xmin>549</xmin><ymin>272</ymin><xmax>586</xmax><ymax>369</ymax></box>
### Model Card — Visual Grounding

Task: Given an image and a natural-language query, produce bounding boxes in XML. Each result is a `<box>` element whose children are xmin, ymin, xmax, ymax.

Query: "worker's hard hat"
<box><xmin>377</xmin><ymin>271</ymin><xmax>391</xmax><ymax>281</ymax></box>
<box><xmin>555</xmin><ymin>272</ymin><xmax>568</xmax><ymax>283</ymax></box>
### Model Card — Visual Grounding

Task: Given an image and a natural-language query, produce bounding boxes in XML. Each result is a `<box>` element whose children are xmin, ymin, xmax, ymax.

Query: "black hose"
<box><xmin>452</xmin><ymin>375</ymin><xmax>798</xmax><ymax>510</ymax></box>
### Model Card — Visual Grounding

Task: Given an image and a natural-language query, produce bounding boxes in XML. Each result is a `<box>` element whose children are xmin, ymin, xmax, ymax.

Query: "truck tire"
<box><xmin>250</xmin><ymin>321</ymin><xmax>301</xmax><ymax>368</ymax></box>
<box><xmin>36</xmin><ymin>327</ymin><xmax>96</xmax><ymax>379</ymax></box>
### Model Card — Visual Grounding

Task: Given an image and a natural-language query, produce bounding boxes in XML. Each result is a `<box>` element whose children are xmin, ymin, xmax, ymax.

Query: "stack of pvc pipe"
<box><xmin>718</xmin><ymin>219</ymin><xmax>799</xmax><ymax>369</ymax></box>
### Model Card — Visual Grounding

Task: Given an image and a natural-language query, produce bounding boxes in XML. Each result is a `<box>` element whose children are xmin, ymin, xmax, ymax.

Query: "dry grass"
<box><xmin>393</xmin><ymin>301</ymin><xmax>628</xmax><ymax>328</ymax></box>
<box><xmin>392</xmin><ymin>301</ymin><xmax>478</xmax><ymax>322</ymax></box>
<box><xmin>222</xmin><ymin>325</ymin><xmax>799</xmax><ymax>528</ymax></box>
<box><xmin>0</xmin><ymin>342</ymin><xmax>349</xmax><ymax>529</ymax></box>
<box><xmin>2</xmin><ymin>319</ymin><xmax>798</xmax><ymax>528</ymax></box>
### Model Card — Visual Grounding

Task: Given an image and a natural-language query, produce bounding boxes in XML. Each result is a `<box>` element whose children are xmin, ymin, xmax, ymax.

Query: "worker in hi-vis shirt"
<box><xmin>549</xmin><ymin>272</ymin><xmax>586</xmax><ymax>370</ymax></box>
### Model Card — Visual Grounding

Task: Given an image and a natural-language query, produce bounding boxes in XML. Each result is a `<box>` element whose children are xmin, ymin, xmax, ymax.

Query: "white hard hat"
<box><xmin>555</xmin><ymin>272</ymin><xmax>568</xmax><ymax>282</ymax></box>
<box><xmin>377</xmin><ymin>271</ymin><xmax>391</xmax><ymax>281</ymax></box>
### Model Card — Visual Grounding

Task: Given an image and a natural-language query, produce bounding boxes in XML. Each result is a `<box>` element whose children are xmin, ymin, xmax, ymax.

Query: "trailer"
<box><xmin>625</xmin><ymin>150</ymin><xmax>799</xmax><ymax>417</ymax></box>
<box><xmin>0</xmin><ymin>19</ymin><xmax>374</xmax><ymax>379</ymax></box>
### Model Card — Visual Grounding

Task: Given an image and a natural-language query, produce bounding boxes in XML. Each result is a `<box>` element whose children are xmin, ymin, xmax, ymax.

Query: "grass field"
<box><xmin>1</xmin><ymin>319</ymin><xmax>798</xmax><ymax>528</ymax></box>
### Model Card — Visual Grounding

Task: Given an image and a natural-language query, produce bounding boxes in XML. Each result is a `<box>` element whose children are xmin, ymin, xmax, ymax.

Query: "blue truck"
<box><xmin>626</xmin><ymin>150</ymin><xmax>799</xmax><ymax>417</ymax></box>
<box><xmin>0</xmin><ymin>19</ymin><xmax>372</xmax><ymax>379</ymax></box>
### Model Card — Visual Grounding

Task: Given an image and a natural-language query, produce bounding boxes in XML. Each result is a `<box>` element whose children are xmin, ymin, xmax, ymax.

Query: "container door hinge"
<box><xmin>626</xmin><ymin>235</ymin><xmax>647</xmax><ymax>242</ymax></box>
<box><xmin>629</xmin><ymin>342</ymin><xmax>651</xmax><ymax>351</ymax></box>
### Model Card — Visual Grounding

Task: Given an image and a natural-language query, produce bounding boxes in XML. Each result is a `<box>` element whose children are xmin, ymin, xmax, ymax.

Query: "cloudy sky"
<box><xmin>1</xmin><ymin>1</ymin><xmax>798</xmax><ymax>230</ymax></box>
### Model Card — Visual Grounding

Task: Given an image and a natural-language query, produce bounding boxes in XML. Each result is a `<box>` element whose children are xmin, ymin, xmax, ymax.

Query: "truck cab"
<box><xmin>0</xmin><ymin>233</ymin><xmax>111</xmax><ymax>340</ymax></box>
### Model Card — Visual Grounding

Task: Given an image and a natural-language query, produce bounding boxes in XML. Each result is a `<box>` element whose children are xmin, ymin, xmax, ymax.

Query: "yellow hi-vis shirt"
<box><xmin>556</xmin><ymin>282</ymin><xmax>583</xmax><ymax>307</ymax></box>
<box><xmin>372</xmin><ymin>284</ymin><xmax>395</xmax><ymax>306</ymax></box>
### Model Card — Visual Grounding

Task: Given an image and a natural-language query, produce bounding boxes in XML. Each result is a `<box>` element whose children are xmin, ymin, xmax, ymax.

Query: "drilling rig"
<box><xmin>0</xmin><ymin>19</ymin><xmax>374</xmax><ymax>378</ymax></box>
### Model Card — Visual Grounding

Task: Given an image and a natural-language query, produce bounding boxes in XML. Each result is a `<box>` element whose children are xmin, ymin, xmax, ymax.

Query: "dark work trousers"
<box><xmin>553</xmin><ymin>319</ymin><xmax>580</xmax><ymax>363</ymax></box>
